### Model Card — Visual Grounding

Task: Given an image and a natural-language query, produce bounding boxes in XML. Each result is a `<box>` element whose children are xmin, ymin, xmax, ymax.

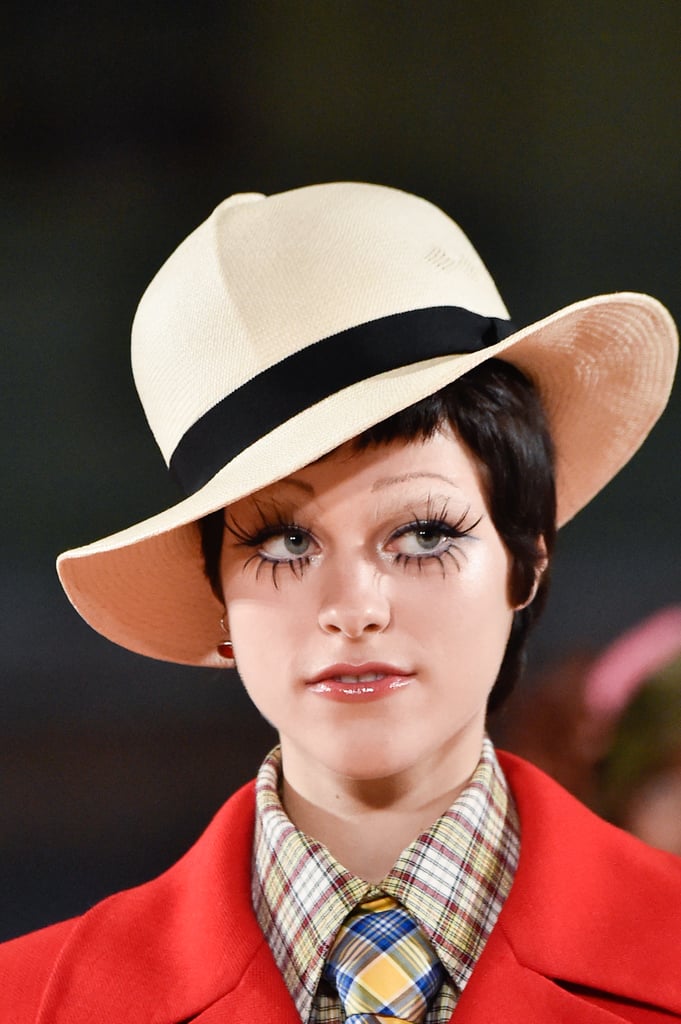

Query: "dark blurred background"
<box><xmin>2</xmin><ymin>1</ymin><xmax>679</xmax><ymax>940</ymax></box>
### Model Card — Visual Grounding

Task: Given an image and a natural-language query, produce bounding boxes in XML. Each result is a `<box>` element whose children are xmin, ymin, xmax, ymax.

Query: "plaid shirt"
<box><xmin>252</xmin><ymin>737</ymin><xmax>520</xmax><ymax>1023</ymax></box>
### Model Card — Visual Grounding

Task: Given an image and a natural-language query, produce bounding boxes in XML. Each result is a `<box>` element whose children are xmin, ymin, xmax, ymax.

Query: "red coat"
<box><xmin>2</xmin><ymin>752</ymin><xmax>681</xmax><ymax>1023</ymax></box>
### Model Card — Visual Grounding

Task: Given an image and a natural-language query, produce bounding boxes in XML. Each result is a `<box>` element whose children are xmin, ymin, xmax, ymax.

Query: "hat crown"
<box><xmin>130</xmin><ymin>182</ymin><xmax>508</xmax><ymax>464</ymax></box>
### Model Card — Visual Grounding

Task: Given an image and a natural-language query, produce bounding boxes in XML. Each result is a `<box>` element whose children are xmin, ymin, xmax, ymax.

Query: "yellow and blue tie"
<box><xmin>323</xmin><ymin>895</ymin><xmax>445</xmax><ymax>1023</ymax></box>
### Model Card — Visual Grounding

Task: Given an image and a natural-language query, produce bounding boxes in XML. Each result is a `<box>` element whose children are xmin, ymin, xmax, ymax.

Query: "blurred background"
<box><xmin>2</xmin><ymin>1</ymin><xmax>680</xmax><ymax>940</ymax></box>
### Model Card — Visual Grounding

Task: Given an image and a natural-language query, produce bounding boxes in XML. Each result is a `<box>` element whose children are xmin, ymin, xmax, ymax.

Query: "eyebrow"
<box><xmin>371</xmin><ymin>472</ymin><xmax>462</xmax><ymax>491</ymax></box>
<box><xmin>268</xmin><ymin>470</ymin><xmax>462</xmax><ymax>498</ymax></box>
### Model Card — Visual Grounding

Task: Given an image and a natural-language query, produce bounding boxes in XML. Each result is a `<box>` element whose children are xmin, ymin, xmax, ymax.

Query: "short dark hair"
<box><xmin>200</xmin><ymin>358</ymin><xmax>556</xmax><ymax>713</ymax></box>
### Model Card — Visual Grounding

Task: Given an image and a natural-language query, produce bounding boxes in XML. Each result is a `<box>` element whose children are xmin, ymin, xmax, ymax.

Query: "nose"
<box><xmin>318</xmin><ymin>559</ymin><xmax>391</xmax><ymax>638</ymax></box>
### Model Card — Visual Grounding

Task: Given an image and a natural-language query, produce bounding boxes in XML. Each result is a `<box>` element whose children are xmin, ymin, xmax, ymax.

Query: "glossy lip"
<box><xmin>306</xmin><ymin>662</ymin><xmax>414</xmax><ymax>703</ymax></box>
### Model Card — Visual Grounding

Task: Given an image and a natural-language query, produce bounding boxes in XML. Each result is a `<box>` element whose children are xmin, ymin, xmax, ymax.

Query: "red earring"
<box><xmin>217</xmin><ymin>615</ymin><xmax>234</xmax><ymax>661</ymax></box>
<box><xmin>217</xmin><ymin>639</ymin><xmax>234</xmax><ymax>660</ymax></box>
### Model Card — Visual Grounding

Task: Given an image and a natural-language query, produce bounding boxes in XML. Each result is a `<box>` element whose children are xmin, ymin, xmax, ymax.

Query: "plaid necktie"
<box><xmin>323</xmin><ymin>895</ymin><xmax>445</xmax><ymax>1023</ymax></box>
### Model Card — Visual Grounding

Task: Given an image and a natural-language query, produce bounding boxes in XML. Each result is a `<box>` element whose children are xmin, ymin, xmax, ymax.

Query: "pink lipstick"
<box><xmin>306</xmin><ymin>663</ymin><xmax>413</xmax><ymax>703</ymax></box>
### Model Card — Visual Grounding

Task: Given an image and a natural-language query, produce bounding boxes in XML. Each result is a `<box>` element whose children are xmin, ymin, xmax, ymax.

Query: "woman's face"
<box><xmin>220</xmin><ymin>428</ymin><xmax>517</xmax><ymax>793</ymax></box>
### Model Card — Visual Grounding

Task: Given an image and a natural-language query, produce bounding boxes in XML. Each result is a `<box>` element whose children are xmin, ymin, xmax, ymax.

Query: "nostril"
<box><xmin>318</xmin><ymin>588</ymin><xmax>392</xmax><ymax>637</ymax></box>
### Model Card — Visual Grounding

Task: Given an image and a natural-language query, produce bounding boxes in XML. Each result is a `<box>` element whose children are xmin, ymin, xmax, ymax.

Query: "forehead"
<box><xmin>235</xmin><ymin>429</ymin><xmax>489</xmax><ymax>510</ymax></box>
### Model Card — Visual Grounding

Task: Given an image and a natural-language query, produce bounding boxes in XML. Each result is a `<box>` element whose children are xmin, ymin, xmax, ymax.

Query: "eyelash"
<box><xmin>224</xmin><ymin>501</ymin><xmax>480</xmax><ymax>586</ymax></box>
<box><xmin>224</xmin><ymin>507</ymin><xmax>312</xmax><ymax>588</ymax></box>
<box><xmin>390</xmin><ymin>508</ymin><xmax>479</xmax><ymax>575</ymax></box>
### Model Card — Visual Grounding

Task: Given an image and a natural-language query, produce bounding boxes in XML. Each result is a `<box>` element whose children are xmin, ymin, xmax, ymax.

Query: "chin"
<box><xmin>321</xmin><ymin>739</ymin><xmax>422</xmax><ymax>784</ymax></box>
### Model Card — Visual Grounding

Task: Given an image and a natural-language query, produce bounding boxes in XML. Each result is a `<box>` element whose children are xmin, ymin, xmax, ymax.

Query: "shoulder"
<box><xmin>0</xmin><ymin>780</ymin><xmax>262</xmax><ymax>1023</ymax></box>
<box><xmin>0</xmin><ymin>918</ymin><xmax>78</xmax><ymax>1021</ymax></box>
<box><xmin>499</xmin><ymin>748</ymin><xmax>681</xmax><ymax>887</ymax></box>
<box><xmin>497</xmin><ymin>750</ymin><xmax>681</xmax><ymax>1015</ymax></box>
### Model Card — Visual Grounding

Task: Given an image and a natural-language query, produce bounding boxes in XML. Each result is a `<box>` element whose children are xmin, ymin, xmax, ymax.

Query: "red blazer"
<box><xmin>2</xmin><ymin>752</ymin><xmax>681</xmax><ymax>1023</ymax></box>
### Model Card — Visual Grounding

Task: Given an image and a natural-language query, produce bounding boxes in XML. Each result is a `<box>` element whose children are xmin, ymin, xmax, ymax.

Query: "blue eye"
<box><xmin>260</xmin><ymin>529</ymin><xmax>312</xmax><ymax>560</ymax></box>
<box><xmin>413</xmin><ymin>527</ymin><xmax>446</xmax><ymax>551</ymax></box>
<box><xmin>223</xmin><ymin>512</ymin><xmax>318</xmax><ymax>585</ymax></box>
<box><xmin>391</xmin><ymin>525</ymin><xmax>450</xmax><ymax>556</ymax></box>
<box><xmin>386</xmin><ymin>510</ymin><xmax>480</xmax><ymax>570</ymax></box>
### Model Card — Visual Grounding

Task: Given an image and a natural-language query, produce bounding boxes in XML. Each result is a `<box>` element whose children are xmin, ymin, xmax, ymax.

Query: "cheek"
<box><xmin>402</xmin><ymin>545</ymin><xmax>513</xmax><ymax>622</ymax></box>
<box><xmin>221</xmin><ymin>600</ymin><xmax>288</xmax><ymax>723</ymax></box>
<box><xmin>407</xmin><ymin>550</ymin><xmax>515</xmax><ymax>675</ymax></box>
<box><xmin>221</xmin><ymin>586</ymin><xmax>310</xmax><ymax>704</ymax></box>
<box><xmin>223</xmin><ymin>593</ymin><xmax>286</xmax><ymax>653</ymax></box>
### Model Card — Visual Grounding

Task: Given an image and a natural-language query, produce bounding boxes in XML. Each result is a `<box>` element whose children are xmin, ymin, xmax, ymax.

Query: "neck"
<box><xmin>280</xmin><ymin>736</ymin><xmax>483</xmax><ymax>882</ymax></box>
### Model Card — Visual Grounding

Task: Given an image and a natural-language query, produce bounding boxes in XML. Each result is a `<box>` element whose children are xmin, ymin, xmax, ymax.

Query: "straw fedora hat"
<box><xmin>56</xmin><ymin>182</ymin><xmax>678</xmax><ymax>667</ymax></box>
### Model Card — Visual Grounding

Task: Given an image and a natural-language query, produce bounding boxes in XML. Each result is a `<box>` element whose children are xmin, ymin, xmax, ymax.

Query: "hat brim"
<box><xmin>57</xmin><ymin>292</ymin><xmax>678</xmax><ymax>666</ymax></box>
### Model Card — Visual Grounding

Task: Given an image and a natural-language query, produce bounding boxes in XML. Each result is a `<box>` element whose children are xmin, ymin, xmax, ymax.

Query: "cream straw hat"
<box><xmin>56</xmin><ymin>182</ymin><xmax>678</xmax><ymax>667</ymax></box>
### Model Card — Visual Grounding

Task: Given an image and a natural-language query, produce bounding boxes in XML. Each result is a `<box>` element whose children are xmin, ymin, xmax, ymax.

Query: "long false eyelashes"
<box><xmin>224</xmin><ymin>498</ymin><xmax>293</xmax><ymax>544</ymax></box>
<box><xmin>256</xmin><ymin>556</ymin><xmax>306</xmax><ymax>589</ymax></box>
<box><xmin>224</xmin><ymin>495</ymin><xmax>482</xmax><ymax>585</ymax></box>
<box><xmin>392</xmin><ymin>500</ymin><xmax>481</xmax><ymax>577</ymax></box>
<box><xmin>224</xmin><ymin>499</ymin><xmax>304</xmax><ymax>552</ymax></box>
<box><xmin>224</xmin><ymin>501</ymin><xmax>312</xmax><ymax>588</ymax></box>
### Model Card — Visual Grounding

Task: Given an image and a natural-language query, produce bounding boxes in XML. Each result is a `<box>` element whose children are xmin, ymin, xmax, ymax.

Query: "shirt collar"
<box><xmin>252</xmin><ymin>737</ymin><xmax>519</xmax><ymax>1020</ymax></box>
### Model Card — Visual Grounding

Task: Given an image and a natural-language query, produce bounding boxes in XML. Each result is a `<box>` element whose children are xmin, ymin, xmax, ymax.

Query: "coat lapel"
<box><xmin>495</xmin><ymin>753</ymin><xmax>681</xmax><ymax>1016</ymax></box>
<box><xmin>182</xmin><ymin>942</ymin><xmax>302</xmax><ymax>1024</ymax></box>
<box><xmin>37</xmin><ymin>782</ymin><xmax>301</xmax><ymax>1024</ymax></box>
<box><xmin>451</xmin><ymin>922</ymin><xmax>635</xmax><ymax>1023</ymax></box>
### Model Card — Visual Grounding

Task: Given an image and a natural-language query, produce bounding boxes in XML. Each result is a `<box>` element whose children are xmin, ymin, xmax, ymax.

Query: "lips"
<box><xmin>332</xmin><ymin>671</ymin><xmax>386</xmax><ymax>684</ymax></box>
<box><xmin>308</xmin><ymin>662</ymin><xmax>408</xmax><ymax>684</ymax></box>
<box><xmin>306</xmin><ymin>663</ymin><xmax>413</xmax><ymax>702</ymax></box>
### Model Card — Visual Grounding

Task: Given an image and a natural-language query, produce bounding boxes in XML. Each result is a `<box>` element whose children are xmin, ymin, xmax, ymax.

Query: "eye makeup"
<box><xmin>223</xmin><ymin>491</ymin><xmax>481</xmax><ymax>586</ymax></box>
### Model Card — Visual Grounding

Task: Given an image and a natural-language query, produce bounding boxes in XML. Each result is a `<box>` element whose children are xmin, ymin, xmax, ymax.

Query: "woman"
<box><xmin>2</xmin><ymin>183</ymin><xmax>680</xmax><ymax>1021</ymax></box>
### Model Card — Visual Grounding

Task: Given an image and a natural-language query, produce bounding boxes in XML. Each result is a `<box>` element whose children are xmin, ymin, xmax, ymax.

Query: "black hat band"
<box><xmin>169</xmin><ymin>305</ymin><xmax>515</xmax><ymax>495</ymax></box>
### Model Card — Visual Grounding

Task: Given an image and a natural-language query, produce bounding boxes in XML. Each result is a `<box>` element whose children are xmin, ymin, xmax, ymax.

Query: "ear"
<box><xmin>513</xmin><ymin>537</ymin><xmax>548</xmax><ymax>611</ymax></box>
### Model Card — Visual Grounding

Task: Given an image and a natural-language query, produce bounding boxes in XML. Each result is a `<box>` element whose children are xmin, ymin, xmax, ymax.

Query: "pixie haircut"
<box><xmin>200</xmin><ymin>358</ymin><xmax>556</xmax><ymax>713</ymax></box>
